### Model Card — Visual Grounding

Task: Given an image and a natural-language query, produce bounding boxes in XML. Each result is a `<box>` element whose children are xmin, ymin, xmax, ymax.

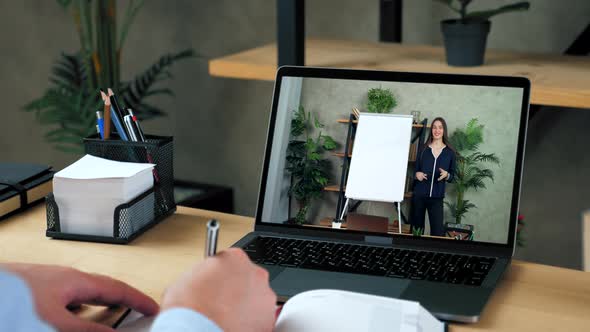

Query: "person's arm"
<box><xmin>415</xmin><ymin>147</ymin><xmax>423</xmax><ymax>175</ymax></box>
<box><xmin>447</xmin><ymin>151</ymin><xmax>457</xmax><ymax>183</ymax></box>
<box><xmin>150</xmin><ymin>308</ymin><xmax>221</xmax><ymax>332</ymax></box>
<box><xmin>1</xmin><ymin>263</ymin><xmax>159</xmax><ymax>332</ymax></box>
<box><xmin>0</xmin><ymin>270</ymin><xmax>55</xmax><ymax>332</ymax></box>
<box><xmin>415</xmin><ymin>147</ymin><xmax>429</xmax><ymax>181</ymax></box>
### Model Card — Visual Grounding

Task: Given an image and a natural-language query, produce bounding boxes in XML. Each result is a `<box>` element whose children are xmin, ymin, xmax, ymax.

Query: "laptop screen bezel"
<box><xmin>254</xmin><ymin>66</ymin><xmax>530</xmax><ymax>257</ymax></box>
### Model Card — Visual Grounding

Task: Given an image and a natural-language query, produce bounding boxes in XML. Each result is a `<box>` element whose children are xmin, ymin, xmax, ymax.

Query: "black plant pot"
<box><xmin>441</xmin><ymin>19</ymin><xmax>491</xmax><ymax>67</ymax></box>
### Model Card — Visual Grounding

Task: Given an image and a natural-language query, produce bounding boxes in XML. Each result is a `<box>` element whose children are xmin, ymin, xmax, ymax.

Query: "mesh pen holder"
<box><xmin>45</xmin><ymin>135</ymin><xmax>176</xmax><ymax>244</ymax></box>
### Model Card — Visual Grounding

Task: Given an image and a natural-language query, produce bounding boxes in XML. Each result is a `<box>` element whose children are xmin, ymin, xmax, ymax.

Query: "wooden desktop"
<box><xmin>0</xmin><ymin>205</ymin><xmax>588</xmax><ymax>331</ymax></box>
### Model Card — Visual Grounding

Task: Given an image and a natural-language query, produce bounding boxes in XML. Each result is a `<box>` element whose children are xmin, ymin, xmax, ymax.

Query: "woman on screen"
<box><xmin>411</xmin><ymin>117</ymin><xmax>456</xmax><ymax>237</ymax></box>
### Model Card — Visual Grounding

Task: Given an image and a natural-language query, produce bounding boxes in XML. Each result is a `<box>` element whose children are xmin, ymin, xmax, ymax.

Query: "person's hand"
<box><xmin>438</xmin><ymin>168</ymin><xmax>449</xmax><ymax>181</ymax></box>
<box><xmin>416</xmin><ymin>172</ymin><xmax>428</xmax><ymax>181</ymax></box>
<box><xmin>1</xmin><ymin>263</ymin><xmax>159</xmax><ymax>332</ymax></box>
<box><xmin>161</xmin><ymin>248</ymin><xmax>277</xmax><ymax>332</ymax></box>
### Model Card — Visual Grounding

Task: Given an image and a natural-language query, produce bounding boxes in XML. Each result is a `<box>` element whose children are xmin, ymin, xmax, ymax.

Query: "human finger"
<box><xmin>52</xmin><ymin>308</ymin><xmax>116</xmax><ymax>332</ymax></box>
<box><xmin>255</xmin><ymin>266</ymin><xmax>270</xmax><ymax>281</ymax></box>
<box><xmin>220</xmin><ymin>247</ymin><xmax>249</xmax><ymax>261</ymax></box>
<box><xmin>254</xmin><ymin>284</ymin><xmax>278</xmax><ymax>332</ymax></box>
<box><xmin>69</xmin><ymin>273</ymin><xmax>159</xmax><ymax>316</ymax></box>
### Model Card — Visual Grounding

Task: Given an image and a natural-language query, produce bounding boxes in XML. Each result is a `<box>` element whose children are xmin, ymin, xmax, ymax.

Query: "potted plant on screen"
<box><xmin>286</xmin><ymin>106</ymin><xmax>337</xmax><ymax>225</ymax></box>
<box><xmin>434</xmin><ymin>0</ymin><xmax>530</xmax><ymax>66</ymax></box>
<box><xmin>445</xmin><ymin>119</ymin><xmax>499</xmax><ymax>237</ymax></box>
<box><xmin>366</xmin><ymin>88</ymin><xmax>397</xmax><ymax>113</ymax></box>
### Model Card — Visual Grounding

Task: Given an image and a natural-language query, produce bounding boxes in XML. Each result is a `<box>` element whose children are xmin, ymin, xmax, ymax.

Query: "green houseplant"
<box><xmin>367</xmin><ymin>88</ymin><xmax>397</xmax><ymax>113</ymax></box>
<box><xmin>435</xmin><ymin>0</ymin><xmax>530</xmax><ymax>66</ymax></box>
<box><xmin>286</xmin><ymin>106</ymin><xmax>336</xmax><ymax>224</ymax></box>
<box><xmin>445</xmin><ymin>119</ymin><xmax>499</xmax><ymax>224</ymax></box>
<box><xmin>24</xmin><ymin>0</ymin><xmax>193</xmax><ymax>153</ymax></box>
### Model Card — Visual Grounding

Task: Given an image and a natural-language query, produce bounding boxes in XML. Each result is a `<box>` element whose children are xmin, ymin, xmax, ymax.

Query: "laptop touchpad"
<box><xmin>271</xmin><ymin>268</ymin><xmax>410</xmax><ymax>299</ymax></box>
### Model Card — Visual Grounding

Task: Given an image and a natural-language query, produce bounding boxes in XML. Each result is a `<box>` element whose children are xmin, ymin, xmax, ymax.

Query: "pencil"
<box><xmin>100</xmin><ymin>90</ymin><xmax>112</xmax><ymax>139</ymax></box>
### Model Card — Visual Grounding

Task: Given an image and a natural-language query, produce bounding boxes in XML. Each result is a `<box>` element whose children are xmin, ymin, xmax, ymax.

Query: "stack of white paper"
<box><xmin>53</xmin><ymin>155</ymin><xmax>155</xmax><ymax>237</ymax></box>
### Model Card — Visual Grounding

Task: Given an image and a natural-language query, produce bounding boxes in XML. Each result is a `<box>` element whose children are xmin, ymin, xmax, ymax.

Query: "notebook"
<box><xmin>116</xmin><ymin>289</ymin><xmax>445</xmax><ymax>332</ymax></box>
<box><xmin>0</xmin><ymin>162</ymin><xmax>54</xmax><ymax>220</ymax></box>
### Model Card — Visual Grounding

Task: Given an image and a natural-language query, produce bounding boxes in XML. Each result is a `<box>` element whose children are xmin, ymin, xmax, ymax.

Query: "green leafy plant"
<box><xmin>286</xmin><ymin>106</ymin><xmax>337</xmax><ymax>224</ymax></box>
<box><xmin>412</xmin><ymin>227</ymin><xmax>424</xmax><ymax>236</ymax></box>
<box><xmin>434</xmin><ymin>0</ymin><xmax>530</xmax><ymax>22</ymax></box>
<box><xmin>445</xmin><ymin>119</ymin><xmax>499</xmax><ymax>224</ymax></box>
<box><xmin>367</xmin><ymin>88</ymin><xmax>397</xmax><ymax>113</ymax></box>
<box><xmin>24</xmin><ymin>0</ymin><xmax>194</xmax><ymax>153</ymax></box>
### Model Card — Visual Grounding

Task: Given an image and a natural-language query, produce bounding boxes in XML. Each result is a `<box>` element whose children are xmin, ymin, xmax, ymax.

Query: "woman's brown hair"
<box><xmin>426</xmin><ymin>117</ymin><xmax>455</xmax><ymax>152</ymax></box>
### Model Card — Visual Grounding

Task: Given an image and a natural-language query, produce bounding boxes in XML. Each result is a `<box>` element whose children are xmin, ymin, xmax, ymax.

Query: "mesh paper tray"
<box><xmin>46</xmin><ymin>186</ymin><xmax>174</xmax><ymax>244</ymax></box>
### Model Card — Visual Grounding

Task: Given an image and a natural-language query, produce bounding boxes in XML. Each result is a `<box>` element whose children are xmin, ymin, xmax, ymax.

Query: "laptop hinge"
<box><xmin>364</xmin><ymin>235</ymin><xmax>392</xmax><ymax>245</ymax></box>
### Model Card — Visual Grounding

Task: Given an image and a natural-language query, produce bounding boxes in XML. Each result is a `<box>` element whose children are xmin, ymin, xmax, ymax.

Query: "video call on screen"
<box><xmin>261</xmin><ymin>76</ymin><xmax>524</xmax><ymax>245</ymax></box>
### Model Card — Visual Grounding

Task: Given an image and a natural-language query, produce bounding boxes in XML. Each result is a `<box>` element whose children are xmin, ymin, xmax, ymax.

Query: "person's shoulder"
<box><xmin>444</xmin><ymin>147</ymin><xmax>456</xmax><ymax>157</ymax></box>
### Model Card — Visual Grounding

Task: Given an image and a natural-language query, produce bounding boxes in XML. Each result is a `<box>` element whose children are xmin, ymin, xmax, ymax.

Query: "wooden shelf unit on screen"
<box><xmin>320</xmin><ymin>113</ymin><xmax>430</xmax><ymax>233</ymax></box>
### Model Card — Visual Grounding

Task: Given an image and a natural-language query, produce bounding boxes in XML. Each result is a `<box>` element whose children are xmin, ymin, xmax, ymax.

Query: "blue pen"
<box><xmin>110</xmin><ymin>106</ymin><xmax>129</xmax><ymax>141</ymax></box>
<box><xmin>96</xmin><ymin>111</ymin><xmax>104</xmax><ymax>139</ymax></box>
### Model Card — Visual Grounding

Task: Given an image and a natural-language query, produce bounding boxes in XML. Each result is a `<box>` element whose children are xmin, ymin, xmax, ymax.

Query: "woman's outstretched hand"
<box><xmin>438</xmin><ymin>168</ymin><xmax>449</xmax><ymax>181</ymax></box>
<box><xmin>416</xmin><ymin>172</ymin><xmax>428</xmax><ymax>181</ymax></box>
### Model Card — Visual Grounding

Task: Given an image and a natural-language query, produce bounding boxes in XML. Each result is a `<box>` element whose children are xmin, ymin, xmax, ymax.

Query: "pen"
<box><xmin>128</xmin><ymin>110</ymin><xmax>146</xmax><ymax>142</ymax></box>
<box><xmin>127</xmin><ymin>109</ymin><xmax>160</xmax><ymax>183</ymax></box>
<box><xmin>100</xmin><ymin>90</ymin><xmax>112</xmax><ymax>139</ymax></box>
<box><xmin>107</xmin><ymin>88</ymin><xmax>130</xmax><ymax>141</ymax></box>
<box><xmin>96</xmin><ymin>111</ymin><xmax>104</xmax><ymax>139</ymax></box>
<box><xmin>205</xmin><ymin>219</ymin><xmax>219</xmax><ymax>258</ymax></box>
<box><xmin>123</xmin><ymin>115</ymin><xmax>139</xmax><ymax>142</ymax></box>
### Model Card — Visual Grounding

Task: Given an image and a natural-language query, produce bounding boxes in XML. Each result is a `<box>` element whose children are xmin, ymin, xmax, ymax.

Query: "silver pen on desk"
<box><xmin>205</xmin><ymin>219</ymin><xmax>219</xmax><ymax>258</ymax></box>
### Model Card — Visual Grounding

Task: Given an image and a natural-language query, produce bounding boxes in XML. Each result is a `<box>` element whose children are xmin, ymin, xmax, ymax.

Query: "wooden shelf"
<box><xmin>337</xmin><ymin>119</ymin><xmax>359</xmax><ymax>124</ymax></box>
<box><xmin>313</xmin><ymin>218</ymin><xmax>451</xmax><ymax>239</ymax></box>
<box><xmin>332</xmin><ymin>152</ymin><xmax>352</xmax><ymax>158</ymax></box>
<box><xmin>337</xmin><ymin>119</ymin><xmax>429</xmax><ymax>128</ymax></box>
<box><xmin>317</xmin><ymin>217</ymin><xmax>412</xmax><ymax>234</ymax></box>
<box><xmin>209</xmin><ymin>39</ymin><xmax>590</xmax><ymax>109</ymax></box>
<box><xmin>324</xmin><ymin>185</ymin><xmax>342</xmax><ymax>192</ymax></box>
<box><xmin>324</xmin><ymin>185</ymin><xmax>413</xmax><ymax>198</ymax></box>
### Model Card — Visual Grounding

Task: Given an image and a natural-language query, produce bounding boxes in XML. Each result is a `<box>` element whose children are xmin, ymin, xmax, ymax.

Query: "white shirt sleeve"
<box><xmin>150</xmin><ymin>308</ymin><xmax>222</xmax><ymax>332</ymax></box>
<box><xmin>0</xmin><ymin>270</ymin><xmax>55</xmax><ymax>332</ymax></box>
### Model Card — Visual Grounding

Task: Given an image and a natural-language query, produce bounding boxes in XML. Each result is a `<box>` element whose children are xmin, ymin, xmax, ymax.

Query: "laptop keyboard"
<box><xmin>243</xmin><ymin>237</ymin><xmax>495</xmax><ymax>286</ymax></box>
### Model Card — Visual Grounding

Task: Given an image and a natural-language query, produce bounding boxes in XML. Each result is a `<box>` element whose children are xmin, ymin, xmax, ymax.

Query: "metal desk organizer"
<box><xmin>45</xmin><ymin>135</ymin><xmax>176</xmax><ymax>244</ymax></box>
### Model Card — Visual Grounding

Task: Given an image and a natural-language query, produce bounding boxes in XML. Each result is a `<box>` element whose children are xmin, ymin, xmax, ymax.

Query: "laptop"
<box><xmin>233</xmin><ymin>66</ymin><xmax>530</xmax><ymax>323</ymax></box>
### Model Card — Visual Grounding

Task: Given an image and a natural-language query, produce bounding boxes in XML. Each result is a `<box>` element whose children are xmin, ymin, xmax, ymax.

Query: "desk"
<box><xmin>208</xmin><ymin>39</ymin><xmax>590</xmax><ymax>109</ymax></box>
<box><xmin>1</xmin><ymin>205</ymin><xmax>589</xmax><ymax>331</ymax></box>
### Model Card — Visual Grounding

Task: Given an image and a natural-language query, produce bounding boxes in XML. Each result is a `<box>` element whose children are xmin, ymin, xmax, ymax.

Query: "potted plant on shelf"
<box><xmin>367</xmin><ymin>88</ymin><xmax>397</xmax><ymax>113</ymax></box>
<box><xmin>24</xmin><ymin>0</ymin><xmax>193</xmax><ymax>153</ymax></box>
<box><xmin>286</xmin><ymin>106</ymin><xmax>337</xmax><ymax>225</ymax></box>
<box><xmin>434</xmin><ymin>0</ymin><xmax>530</xmax><ymax>67</ymax></box>
<box><xmin>445</xmin><ymin>119</ymin><xmax>499</xmax><ymax>235</ymax></box>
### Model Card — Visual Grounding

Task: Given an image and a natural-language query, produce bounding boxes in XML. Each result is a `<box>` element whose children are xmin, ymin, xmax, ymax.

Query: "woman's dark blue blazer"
<box><xmin>413</xmin><ymin>146</ymin><xmax>456</xmax><ymax>198</ymax></box>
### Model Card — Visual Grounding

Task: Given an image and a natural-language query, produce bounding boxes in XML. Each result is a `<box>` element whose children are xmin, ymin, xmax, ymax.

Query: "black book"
<box><xmin>0</xmin><ymin>163</ymin><xmax>54</xmax><ymax>220</ymax></box>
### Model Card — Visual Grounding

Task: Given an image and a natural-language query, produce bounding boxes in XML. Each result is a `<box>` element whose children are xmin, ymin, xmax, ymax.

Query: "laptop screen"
<box><xmin>258</xmin><ymin>68</ymin><xmax>529</xmax><ymax>246</ymax></box>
